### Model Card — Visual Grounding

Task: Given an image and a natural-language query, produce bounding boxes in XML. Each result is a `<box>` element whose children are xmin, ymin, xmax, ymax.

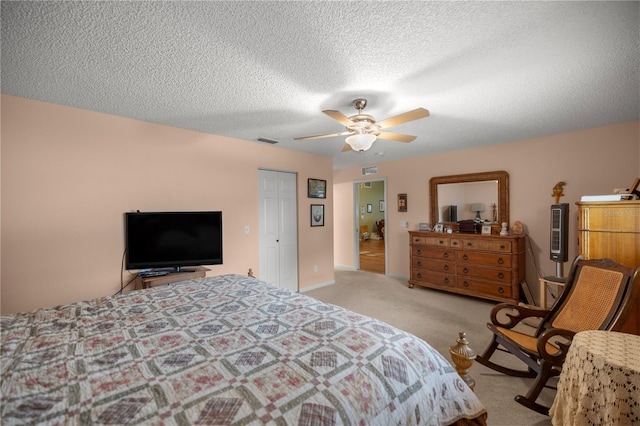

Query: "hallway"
<box><xmin>358</xmin><ymin>238</ymin><xmax>385</xmax><ymax>274</ymax></box>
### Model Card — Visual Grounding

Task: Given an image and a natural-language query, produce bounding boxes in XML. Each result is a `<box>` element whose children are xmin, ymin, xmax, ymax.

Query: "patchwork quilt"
<box><xmin>1</xmin><ymin>274</ymin><xmax>486</xmax><ymax>425</ymax></box>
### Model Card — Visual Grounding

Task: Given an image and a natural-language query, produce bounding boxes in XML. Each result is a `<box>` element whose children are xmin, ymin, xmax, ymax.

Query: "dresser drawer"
<box><xmin>412</xmin><ymin>269</ymin><xmax>456</xmax><ymax>288</ymax></box>
<box><xmin>411</xmin><ymin>235</ymin><xmax>425</xmax><ymax>245</ymax></box>
<box><xmin>460</xmin><ymin>239</ymin><xmax>512</xmax><ymax>252</ymax></box>
<box><xmin>458</xmin><ymin>251</ymin><xmax>512</xmax><ymax>267</ymax></box>
<box><xmin>423</xmin><ymin>236</ymin><xmax>450</xmax><ymax>247</ymax></box>
<box><xmin>414</xmin><ymin>258</ymin><xmax>455</xmax><ymax>273</ymax></box>
<box><xmin>458</xmin><ymin>264</ymin><xmax>512</xmax><ymax>283</ymax></box>
<box><xmin>412</xmin><ymin>247</ymin><xmax>455</xmax><ymax>261</ymax></box>
<box><xmin>458</xmin><ymin>278</ymin><xmax>513</xmax><ymax>298</ymax></box>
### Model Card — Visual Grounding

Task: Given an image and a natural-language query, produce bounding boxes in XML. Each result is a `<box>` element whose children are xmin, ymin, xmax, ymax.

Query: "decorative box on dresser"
<box><xmin>577</xmin><ymin>200</ymin><xmax>640</xmax><ymax>335</ymax></box>
<box><xmin>409</xmin><ymin>231</ymin><xmax>526</xmax><ymax>304</ymax></box>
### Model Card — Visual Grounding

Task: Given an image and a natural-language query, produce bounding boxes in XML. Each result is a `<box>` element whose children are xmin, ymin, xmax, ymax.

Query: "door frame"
<box><xmin>353</xmin><ymin>178</ymin><xmax>387</xmax><ymax>272</ymax></box>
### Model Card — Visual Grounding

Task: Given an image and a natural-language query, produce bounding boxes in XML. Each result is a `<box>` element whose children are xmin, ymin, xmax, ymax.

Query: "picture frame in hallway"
<box><xmin>311</xmin><ymin>204</ymin><xmax>324</xmax><ymax>227</ymax></box>
<box><xmin>308</xmin><ymin>178</ymin><xmax>326</xmax><ymax>198</ymax></box>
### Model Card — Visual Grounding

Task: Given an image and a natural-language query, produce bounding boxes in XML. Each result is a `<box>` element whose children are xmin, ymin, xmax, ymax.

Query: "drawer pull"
<box><xmin>498</xmin><ymin>272</ymin><xmax>505</xmax><ymax>279</ymax></box>
<box><xmin>498</xmin><ymin>257</ymin><xmax>504</xmax><ymax>264</ymax></box>
<box><xmin>439</xmin><ymin>240</ymin><xmax>444</xmax><ymax>245</ymax></box>
<box><xmin>498</xmin><ymin>287</ymin><xmax>504</xmax><ymax>294</ymax></box>
<box><xmin>417</xmin><ymin>272</ymin><xmax>422</xmax><ymax>278</ymax></box>
<box><xmin>444</xmin><ymin>278</ymin><xmax>449</xmax><ymax>284</ymax></box>
<box><xmin>463</xmin><ymin>268</ymin><xmax>469</xmax><ymax>274</ymax></box>
<box><xmin>416</xmin><ymin>249</ymin><xmax>422</xmax><ymax>255</ymax></box>
<box><xmin>467</xmin><ymin>242</ymin><xmax>473</xmax><ymax>247</ymax></box>
<box><xmin>444</xmin><ymin>265</ymin><xmax>449</xmax><ymax>271</ymax></box>
<box><xmin>463</xmin><ymin>254</ymin><xmax>468</xmax><ymax>260</ymax></box>
<box><xmin>452</xmin><ymin>241</ymin><xmax>458</xmax><ymax>246</ymax></box>
<box><xmin>463</xmin><ymin>281</ymin><xmax>469</xmax><ymax>287</ymax></box>
<box><xmin>500</xmin><ymin>245</ymin><xmax>506</xmax><ymax>249</ymax></box>
<box><xmin>417</xmin><ymin>260</ymin><xmax>422</xmax><ymax>266</ymax></box>
<box><xmin>443</xmin><ymin>252</ymin><xmax>449</xmax><ymax>258</ymax></box>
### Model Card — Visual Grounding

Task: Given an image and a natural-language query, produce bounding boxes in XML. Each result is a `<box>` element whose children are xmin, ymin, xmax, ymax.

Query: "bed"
<box><xmin>1</xmin><ymin>274</ymin><xmax>487</xmax><ymax>425</ymax></box>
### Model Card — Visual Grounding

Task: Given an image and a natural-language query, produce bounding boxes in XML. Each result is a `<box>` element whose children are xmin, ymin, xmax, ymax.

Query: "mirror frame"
<box><xmin>429</xmin><ymin>170</ymin><xmax>510</xmax><ymax>230</ymax></box>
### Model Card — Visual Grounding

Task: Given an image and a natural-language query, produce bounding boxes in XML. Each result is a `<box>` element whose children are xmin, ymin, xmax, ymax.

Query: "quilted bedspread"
<box><xmin>1</xmin><ymin>274</ymin><xmax>486</xmax><ymax>425</ymax></box>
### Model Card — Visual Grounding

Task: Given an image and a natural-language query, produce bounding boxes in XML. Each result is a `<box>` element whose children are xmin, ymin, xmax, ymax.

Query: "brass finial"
<box><xmin>449</xmin><ymin>331</ymin><xmax>477</xmax><ymax>391</ymax></box>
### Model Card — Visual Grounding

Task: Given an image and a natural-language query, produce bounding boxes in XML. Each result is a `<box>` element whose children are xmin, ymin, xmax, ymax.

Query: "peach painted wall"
<box><xmin>1</xmin><ymin>95</ymin><xmax>334</xmax><ymax>314</ymax></box>
<box><xmin>334</xmin><ymin>120</ymin><xmax>639</xmax><ymax>305</ymax></box>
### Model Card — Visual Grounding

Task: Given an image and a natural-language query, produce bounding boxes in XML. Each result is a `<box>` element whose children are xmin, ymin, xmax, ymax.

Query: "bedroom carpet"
<box><xmin>305</xmin><ymin>268</ymin><xmax>554</xmax><ymax>426</ymax></box>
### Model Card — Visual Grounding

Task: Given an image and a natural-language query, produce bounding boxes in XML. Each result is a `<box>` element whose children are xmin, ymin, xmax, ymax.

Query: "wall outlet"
<box><xmin>400</xmin><ymin>220</ymin><xmax>408</xmax><ymax>228</ymax></box>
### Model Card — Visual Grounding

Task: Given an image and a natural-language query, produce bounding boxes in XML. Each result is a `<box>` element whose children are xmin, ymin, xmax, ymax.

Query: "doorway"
<box><xmin>354</xmin><ymin>179</ymin><xmax>386</xmax><ymax>274</ymax></box>
<box><xmin>258</xmin><ymin>169</ymin><xmax>298</xmax><ymax>291</ymax></box>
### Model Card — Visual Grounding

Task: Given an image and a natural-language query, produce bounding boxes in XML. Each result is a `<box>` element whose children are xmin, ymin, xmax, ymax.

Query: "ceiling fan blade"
<box><xmin>377</xmin><ymin>108</ymin><xmax>430</xmax><ymax>129</ymax></box>
<box><xmin>294</xmin><ymin>131</ymin><xmax>351</xmax><ymax>141</ymax></box>
<box><xmin>377</xmin><ymin>132</ymin><xmax>417</xmax><ymax>143</ymax></box>
<box><xmin>341</xmin><ymin>144</ymin><xmax>352</xmax><ymax>152</ymax></box>
<box><xmin>323</xmin><ymin>110</ymin><xmax>355</xmax><ymax>126</ymax></box>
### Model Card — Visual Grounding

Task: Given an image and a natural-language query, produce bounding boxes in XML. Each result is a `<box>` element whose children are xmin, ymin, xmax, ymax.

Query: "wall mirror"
<box><xmin>429</xmin><ymin>171</ymin><xmax>509</xmax><ymax>231</ymax></box>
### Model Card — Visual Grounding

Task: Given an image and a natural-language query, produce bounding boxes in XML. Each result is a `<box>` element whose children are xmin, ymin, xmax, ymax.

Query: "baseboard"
<box><xmin>387</xmin><ymin>273</ymin><xmax>409</xmax><ymax>281</ymax></box>
<box><xmin>334</xmin><ymin>264</ymin><xmax>356</xmax><ymax>270</ymax></box>
<box><xmin>300</xmin><ymin>279</ymin><xmax>336</xmax><ymax>293</ymax></box>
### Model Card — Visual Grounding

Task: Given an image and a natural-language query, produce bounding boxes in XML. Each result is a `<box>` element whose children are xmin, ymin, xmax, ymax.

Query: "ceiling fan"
<box><xmin>295</xmin><ymin>99</ymin><xmax>430</xmax><ymax>152</ymax></box>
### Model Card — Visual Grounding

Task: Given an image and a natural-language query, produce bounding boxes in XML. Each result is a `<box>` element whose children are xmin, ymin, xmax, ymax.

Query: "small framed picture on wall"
<box><xmin>311</xmin><ymin>204</ymin><xmax>324</xmax><ymax>227</ymax></box>
<box><xmin>308</xmin><ymin>178</ymin><xmax>326</xmax><ymax>199</ymax></box>
<box><xmin>397</xmin><ymin>193</ymin><xmax>407</xmax><ymax>212</ymax></box>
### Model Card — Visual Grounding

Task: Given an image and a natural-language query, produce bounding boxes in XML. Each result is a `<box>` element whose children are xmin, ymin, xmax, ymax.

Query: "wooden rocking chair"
<box><xmin>476</xmin><ymin>255</ymin><xmax>640</xmax><ymax>415</ymax></box>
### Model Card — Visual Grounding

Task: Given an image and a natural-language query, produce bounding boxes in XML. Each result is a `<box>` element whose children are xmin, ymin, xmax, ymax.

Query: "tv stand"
<box><xmin>137</xmin><ymin>267</ymin><xmax>210</xmax><ymax>290</ymax></box>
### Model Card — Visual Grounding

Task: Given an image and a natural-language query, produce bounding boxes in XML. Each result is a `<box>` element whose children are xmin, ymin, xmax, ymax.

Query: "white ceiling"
<box><xmin>2</xmin><ymin>1</ymin><xmax>638</xmax><ymax>169</ymax></box>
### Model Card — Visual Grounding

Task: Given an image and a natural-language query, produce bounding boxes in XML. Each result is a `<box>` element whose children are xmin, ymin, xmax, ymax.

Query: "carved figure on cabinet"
<box><xmin>552</xmin><ymin>181</ymin><xmax>566</xmax><ymax>204</ymax></box>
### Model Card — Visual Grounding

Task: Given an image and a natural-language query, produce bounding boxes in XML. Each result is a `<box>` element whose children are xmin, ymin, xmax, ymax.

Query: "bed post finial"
<box><xmin>449</xmin><ymin>331</ymin><xmax>477</xmax><ymax>391</ymax></box>
<box><xmin>248</xmin><ymin>268</ymin><xmax>254</xmax><ymax>278</ymax></box>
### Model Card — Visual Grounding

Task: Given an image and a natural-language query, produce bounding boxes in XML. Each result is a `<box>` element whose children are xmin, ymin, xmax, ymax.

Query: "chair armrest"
<box><xmin>489</xmin><ymin>303</ymin><xmax>551</xmax><ymax>329</ymax></box>
<box><xmin>537</xmin><ymin>327</ymin><xmax>576</xmax><ymax>366</ymax></box>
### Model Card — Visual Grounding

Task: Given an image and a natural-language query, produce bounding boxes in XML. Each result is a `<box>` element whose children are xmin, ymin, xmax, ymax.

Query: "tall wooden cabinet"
<box><xmin>577</xmin><ymin>201</ymin><xmax>640</xmax><ymax>335</ymax></box>
<box><xmin>408</xmin><ymin>231</ymin><xmax>526</xmax><ymax>304</ymax></box>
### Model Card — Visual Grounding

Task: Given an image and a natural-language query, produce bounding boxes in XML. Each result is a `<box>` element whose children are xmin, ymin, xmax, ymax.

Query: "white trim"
<box><xmin>387</xmin><ymin>273</ymin><xmax>409</xmax><ymax>282</ymax></box>
<box><xmin>299</xmin><ymin>279</ymin><xmax>336</xmax><ymax>292</ymax></box>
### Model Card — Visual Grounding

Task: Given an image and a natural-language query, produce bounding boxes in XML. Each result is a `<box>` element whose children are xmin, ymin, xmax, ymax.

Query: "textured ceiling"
<box><xmin>2</xmin><ymin>1</ymin><xmax>639</xmax><ymax>169</ymax></box>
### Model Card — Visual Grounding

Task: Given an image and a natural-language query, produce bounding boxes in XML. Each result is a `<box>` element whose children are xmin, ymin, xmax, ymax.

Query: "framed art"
<box><xmin>308</xmin><ymin>178</ymin><xmax>326</xmax><ymax>199</ymax></box>
<box><xmin>434</xmin><ymin>223</ymin><xmax>444</xmax><ymax>232</ymax></box>
<box><xmin>311</xmin><ymin>204</ymin><xmax>324</xmax><ymax>227</ymax></box>
<box><xmin>379</xmin><ymin>200</ymin><xmax>385</xmax><ymax>212</ymax></box>
<box><xmin>481</xmin><ymin>224</ymin><xmax>492</xmax><ymax>235</ymax></box>
<box><xmin>397</xmin><ymin>193</ymin><xmax>407</xmax><ymax>212</ymax></box>
<box><xmin>367</xmin><ymin>204</ymin><xmax>372</xmax><ymax>213</ymax></box>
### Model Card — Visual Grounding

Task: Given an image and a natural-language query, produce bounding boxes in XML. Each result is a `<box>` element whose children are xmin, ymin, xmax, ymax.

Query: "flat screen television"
<box><xmin>125</xmin><ymin>211</ymin><xmax>223</xmax><ymax>271</ymax></box>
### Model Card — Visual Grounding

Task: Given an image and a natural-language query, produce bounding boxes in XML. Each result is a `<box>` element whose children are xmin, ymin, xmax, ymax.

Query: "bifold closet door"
<box><xmin>258</xmin><ymin>169</ymin><xmax>298</xmax><ymax>292</ymax></box>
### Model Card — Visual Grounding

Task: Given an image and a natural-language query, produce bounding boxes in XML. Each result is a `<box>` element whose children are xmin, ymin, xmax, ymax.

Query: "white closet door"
<box><xmin>258</xmin><ymin>170</ymin><xmax>298</xmax><ymax>291</ymax></box>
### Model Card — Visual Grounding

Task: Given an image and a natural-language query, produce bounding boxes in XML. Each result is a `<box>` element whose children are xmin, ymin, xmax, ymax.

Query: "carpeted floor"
<box><xmin>305</xmin><ymin>268</ymin><xmax>554</xmax><ymax>426</ymax></box>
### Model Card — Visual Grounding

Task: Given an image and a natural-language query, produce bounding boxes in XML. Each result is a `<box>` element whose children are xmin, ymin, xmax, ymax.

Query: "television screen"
<box><xmin>125</xmin><ymin>211</ymin><xmax>222</xmax><ymax>270</ymax></box>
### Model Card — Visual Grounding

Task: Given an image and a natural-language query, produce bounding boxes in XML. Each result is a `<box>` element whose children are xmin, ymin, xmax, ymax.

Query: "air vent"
<box><xmin>361</xmin><ymin>165</ymin><xmax>378</xmax><ymax>176</ymax></box>
<box><xmin>257</xmin><ymin>138</ymin><xmax>279</xmax><ymax>144</ymax></box>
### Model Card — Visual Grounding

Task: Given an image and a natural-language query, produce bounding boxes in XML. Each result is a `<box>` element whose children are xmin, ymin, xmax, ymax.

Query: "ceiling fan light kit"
<box><xmin>346</xmin><ymin>133</ymin><xmax>377</xmax><ymax>152</ymax></box>
<box><xmin>294</xmin><ymin>98</ymin><xmax>430</xmax><ymax>153</ymax></box>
